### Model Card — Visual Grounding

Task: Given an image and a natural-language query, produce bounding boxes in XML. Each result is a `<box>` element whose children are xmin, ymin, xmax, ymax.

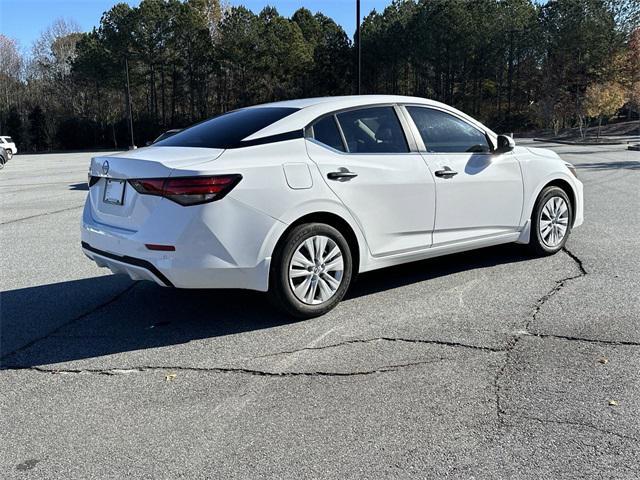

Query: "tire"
<box><xmin>529</xmin><ymin>186</ymin><xmax>573</xmax><ymax>256</ymax></box>
<box><xmin>6</xmin><ymin>150</ymin><xmax>12</xmax><ymax>160</ymax></box>
<box><xmin>269</xmin><ymin>223</ymin><xmax>353</xmax><ymax>318</ymax></box>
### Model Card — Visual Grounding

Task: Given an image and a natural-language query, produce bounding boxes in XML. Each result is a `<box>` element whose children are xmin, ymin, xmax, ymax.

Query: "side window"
<box><xmin>311</xmin><ymin>116</ymin><xmax>345</xmax><ymax>152</ymax></box>
<box><xmin>406</xmin><ymin>107</ymin><xmax>491</xmax><ymax>153</ymax></box>
<box><xmin>336</xmin><ymin>107</ymin><xmax>409</xmax><ymax>153</ymax></box>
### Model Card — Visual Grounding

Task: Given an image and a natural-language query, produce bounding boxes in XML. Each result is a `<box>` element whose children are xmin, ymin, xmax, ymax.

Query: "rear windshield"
<box><xmin>156</xmin><ymin>107</ymin><xmax>299</xmax><ymax>149</ymax></box>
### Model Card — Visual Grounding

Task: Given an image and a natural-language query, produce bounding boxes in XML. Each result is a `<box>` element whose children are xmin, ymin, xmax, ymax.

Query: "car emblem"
<box><xmin>102</xmin><ymin>161</ymin><xmax>110</xmax><ymax>175</ymax></box>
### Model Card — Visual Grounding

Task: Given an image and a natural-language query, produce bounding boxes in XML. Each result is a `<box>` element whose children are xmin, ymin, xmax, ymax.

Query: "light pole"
<box><xmin>356</xmin><ymin>0</ymin><xmax>361</xmax><ymax>95</ymax></box>
<box><xmin>124</xmin><ymin>57</ymin><xmax>135</xmax><ymax>149</ymax></box>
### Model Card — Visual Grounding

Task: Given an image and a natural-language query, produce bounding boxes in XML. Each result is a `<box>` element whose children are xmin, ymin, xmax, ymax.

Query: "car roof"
<box><xmin>252</xmin><ymin>95</ymin><xmax>432</xmax><ymax>109</ymax></box>
<box><xmin>244</xmin><ymin>95</ymin><xmax>496</xmax><ymax>141</ymax></box>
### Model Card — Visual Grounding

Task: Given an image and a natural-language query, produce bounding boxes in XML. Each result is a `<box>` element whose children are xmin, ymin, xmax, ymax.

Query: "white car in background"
<box><xmin>81</xmin><ymin>95</ymin><xmax>583</xmax><ymax>318</ymax></box>
<box><xmin>0</xmin><ymin>136</ymin><xmax>17</xmax><ymax>159</ymax></box>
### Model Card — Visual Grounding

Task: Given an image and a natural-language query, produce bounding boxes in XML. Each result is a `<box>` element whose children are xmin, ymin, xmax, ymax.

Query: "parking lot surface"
<box><xmin>1</xmin><ymin>142</ymin><xmax>639</xmax><ymax>479</ymax></box>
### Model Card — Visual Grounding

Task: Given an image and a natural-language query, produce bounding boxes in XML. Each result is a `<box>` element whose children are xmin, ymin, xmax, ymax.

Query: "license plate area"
<box><xmin>103</xmin><ymin>179</ymin><xmax>126</xmax><ymax>205</ymax></box>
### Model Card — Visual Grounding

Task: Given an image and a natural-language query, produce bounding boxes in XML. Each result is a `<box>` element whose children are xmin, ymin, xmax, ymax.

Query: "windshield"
<box><xmin>156</xmin><ymin>107</ymin><xmax>299</xmax><ymax>149</ymax></box>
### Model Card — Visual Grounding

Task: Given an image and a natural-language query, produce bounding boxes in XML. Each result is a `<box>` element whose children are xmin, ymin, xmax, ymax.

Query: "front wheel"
<box><xmin>529</xmin><ymin>186</ymin><xmax>573</xmax><ymax>256</ymax></box>
<box><xmin>6</xmin><ymin>150</ymin><xmax>12</xmax><ymax>160</ymax></box>
<box><xmin>270</xmin><ymin>223</ymin><xmax>353</xmax><ymax>318</ymax></box>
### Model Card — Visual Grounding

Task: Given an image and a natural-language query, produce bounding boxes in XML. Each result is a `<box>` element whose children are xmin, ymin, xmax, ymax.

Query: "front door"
<box><xmin>405</xmin><ymin>106</ymin><xmax>524</xmax><ymax>246</ymax></box>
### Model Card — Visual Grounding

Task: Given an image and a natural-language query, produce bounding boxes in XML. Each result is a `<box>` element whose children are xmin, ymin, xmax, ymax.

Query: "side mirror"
<box><xmin>495</xmin><ymin>134</ymin><xmax>515</xmax><ymax>154</ymax></box>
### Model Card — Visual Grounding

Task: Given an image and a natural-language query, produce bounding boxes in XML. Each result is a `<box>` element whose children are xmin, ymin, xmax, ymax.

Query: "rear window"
<box><xmin>336</xmin><ymin>107</ymin><xmax>408</xmax><ymax>153</ymax></box>
<box><xmin>312</xmin><ymin>116</ymin><xmax>345</xmax><ymax>152</ymax></box>
<box><xmin>156</xmin><ymin>107</ymin><xmax>299</xmax><ymax>149</ymax></box>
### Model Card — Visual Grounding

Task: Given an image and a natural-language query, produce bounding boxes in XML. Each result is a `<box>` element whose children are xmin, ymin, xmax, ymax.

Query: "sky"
<box><xmin>0</xmin><ymin>0</ymin><xmax>393</xmax><ymax>54</ymax></box>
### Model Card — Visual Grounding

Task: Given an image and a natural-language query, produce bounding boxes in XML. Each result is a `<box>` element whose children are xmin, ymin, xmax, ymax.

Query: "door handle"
<box><xmin>434</xmin><ymin>167</ymin><xmax>458</xmax><ymax>178</ymax></box>
<box><xmin>327</xmin><ymin>168</ymin><xmax>358</xmax><ymax>181</ymax></box>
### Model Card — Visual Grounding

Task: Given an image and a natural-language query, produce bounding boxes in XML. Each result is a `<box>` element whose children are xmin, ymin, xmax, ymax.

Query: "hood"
<box><xmin>525</xmin><ymin>146</ymin><xmax>562</xmax><ymax>161</ymax></box>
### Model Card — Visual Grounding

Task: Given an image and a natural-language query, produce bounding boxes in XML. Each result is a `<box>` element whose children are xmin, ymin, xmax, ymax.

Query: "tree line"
<box><xmin>0</xmin><ymin>0</ymin><xmax>638</xmax><ymax>152</ymax></box>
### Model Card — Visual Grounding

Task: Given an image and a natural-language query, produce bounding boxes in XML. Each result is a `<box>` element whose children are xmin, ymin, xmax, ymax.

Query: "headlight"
<box><xmin>565</xmin><ymin>163</ymin><xmax>578</xmax><ymax>178</ymax></box>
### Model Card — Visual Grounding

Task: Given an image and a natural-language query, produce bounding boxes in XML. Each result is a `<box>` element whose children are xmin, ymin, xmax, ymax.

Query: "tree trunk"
<box><xmin>597</xmin><ymin>117</ymin><xmax>602</xmax><ymax>140</ymax></box>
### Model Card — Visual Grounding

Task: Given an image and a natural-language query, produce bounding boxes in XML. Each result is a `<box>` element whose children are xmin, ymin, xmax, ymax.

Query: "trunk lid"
<box><xmin>88</xmin><ymin>146</ymin><xmax>223</xmax><ymax>231</ymax></box>
<box><xmin>89</xmin><ymin>146</ymin><xmax>224</xmax><ymax>179</ymax></box>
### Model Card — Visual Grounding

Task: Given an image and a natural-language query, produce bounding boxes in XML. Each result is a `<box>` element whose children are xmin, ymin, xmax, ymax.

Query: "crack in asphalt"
<box><xmin>0</xmin><ymin>205</ymin><xmax>84</xmax><ymax>226</ymax></box>
<box><xmin>0</xmin><ymin>282</ymin><xmax>139</xmax><ymax>364</ymax></box>
<box><xmin>4</xmin><ymin>358</ymin><xmax>450</xmax><ymax>378</ymax></box>
<box><xmin>515</xmin><ymin>415</ymin><xmax>639</xmax><ymax>443</ymax></box>
<box><xmin>561</xmin><ymin>246</ymin><xmax>588</xmax><ymax>276</ymax></box>
<box><xmin>255</xmin><ymin>336</ymin><xmax>504</xmax><ymax>358</ymax></box>
<box><xmin>524</xmin><ymin>332</ymin><xmax>640</xmax><ymax>347</ymax></box>
<box><xmin>530</xmin><ymin>248</ymin><xmax>588</xmax><ymax>326</ymax></box>
<box><xmin>494</xmin><ymin>246</ymin><xmax>589</xmax><ymax>421</ymax></box>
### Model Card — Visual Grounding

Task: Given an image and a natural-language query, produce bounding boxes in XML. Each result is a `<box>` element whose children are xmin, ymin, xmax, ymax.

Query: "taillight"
<box><xmin>129</xmin><ymin>174</ymin><xmax>242</xmax><ymax>206</ymax></box>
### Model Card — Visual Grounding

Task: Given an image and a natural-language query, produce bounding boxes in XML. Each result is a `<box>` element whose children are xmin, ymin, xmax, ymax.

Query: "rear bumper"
<box><xmin>82</xmin><ymin>242</ymin><xmax>175</xmax><ymax>287</ymax></box>
<box><xmin>81</xmin><ymin>195</ymin><xmax>283</xmax><ymax>291</ymax></box>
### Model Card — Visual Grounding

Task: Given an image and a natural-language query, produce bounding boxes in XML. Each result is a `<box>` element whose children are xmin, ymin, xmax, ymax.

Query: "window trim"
<box><xmin>400</xmin><ymin>104</ymin><xmax>495</xmax><ymax>155</ymax></box>
<box><xmin>333</xmin><ymin>115</ymin><xmax>349</xmax><ymax>152</ymax></box>
<box><xmin>305</xmin><ymin>103</ymin><xmax>416</xmax><ymax>156</ymax></box>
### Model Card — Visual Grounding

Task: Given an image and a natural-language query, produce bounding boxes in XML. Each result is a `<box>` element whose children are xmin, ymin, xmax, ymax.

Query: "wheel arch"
<box><xmin>539</xmin><ymin>178</ymin><xmax>577</xmax><ymax>226</ymax></box>
<box><xmin>271</xmin><ymin>211</ymin><xmax>362</xmax><ymax>277</ymax></box>
<box><xmin>524</xmin><ymin>173</ymin><xmax>578</xmax><ymax>226</ymax></box>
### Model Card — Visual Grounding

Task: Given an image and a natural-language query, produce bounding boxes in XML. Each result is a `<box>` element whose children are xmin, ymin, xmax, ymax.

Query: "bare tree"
<box><xmin>0</xmin><ymin>35</ymin><xmax>23</xmax><ymax>115</ymax></box>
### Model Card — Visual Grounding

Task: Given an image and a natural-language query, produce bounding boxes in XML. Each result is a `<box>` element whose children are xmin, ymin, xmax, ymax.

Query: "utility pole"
<box><xmin>124</xmin><ymin>57</ymin><xmax>135</xmax><ymax>149</ymax></box>
<box><xmin>356</xmin><ymin>0</ymin><xmax>361</xmax><ymax>95</ymax></box>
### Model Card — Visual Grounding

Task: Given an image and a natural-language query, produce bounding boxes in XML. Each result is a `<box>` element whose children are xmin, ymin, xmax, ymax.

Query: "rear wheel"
<box><xmin>6</xmin><ymin>150</ymin><xmax>12</xmax><ymax>160</ymax></box>
<box><xmin>270</xmin><ymin>223</ymin><xmax>353</xmax><ymax>318</ymax></box>
<box><xmin>529</xmin><ymin>186</ymin><xmax>573</xmax><ymax>256</ymax></box>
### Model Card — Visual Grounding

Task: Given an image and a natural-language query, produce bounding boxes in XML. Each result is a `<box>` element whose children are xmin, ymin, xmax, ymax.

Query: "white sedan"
<box><xmin>81</xmin><ymin>95</ymin><xmax>583</xmax><ymax>317</ymax></box>
<box><xmin>0</xmin><ymin>136</ymin><xmax>17</xmax><ymax>159</ymax></box>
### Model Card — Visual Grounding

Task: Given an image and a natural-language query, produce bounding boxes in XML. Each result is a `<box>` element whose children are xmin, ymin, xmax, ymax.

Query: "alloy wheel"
<box><xmin>288</xmin><ymin>235</ymin><xmax>344</xmax><ymax>305</ymax></box>
<box><xmin>539</xmin><ymin>196</ymin><xmax>569</xmax><ymax>247</ymax></box>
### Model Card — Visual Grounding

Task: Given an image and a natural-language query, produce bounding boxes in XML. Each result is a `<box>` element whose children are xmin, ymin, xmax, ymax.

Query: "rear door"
<box><xmin>306</xmin><ymin>105</ymin><xmax>436</xmax><ymax>257</ymax></box>
<box><xmin>404</xmin><ymin>106</ymin><xmax>523</xmax><ymax>245</ymax></box>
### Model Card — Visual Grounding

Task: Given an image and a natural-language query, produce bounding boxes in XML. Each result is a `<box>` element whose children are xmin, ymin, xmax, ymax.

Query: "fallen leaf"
<box><xmin>165</xmin><ymin>373</ymin><xmax>177</xmax><ymax>382</ymax></box>
<box><xmin>598</xmin><ymin>357</ymin><xmax>609</xmax><ymax>365</ymax></box>
<box><xmin>608</xmin><ymin>399</ymin><xmax>619</xmax><ymax>406</ymax></box>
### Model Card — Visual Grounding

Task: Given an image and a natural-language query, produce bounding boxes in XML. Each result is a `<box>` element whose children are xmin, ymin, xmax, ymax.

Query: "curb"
<box><xmin>533</xmin><ymin>138</ymin><xmax>629</xmax><ymax>146</ymax></box>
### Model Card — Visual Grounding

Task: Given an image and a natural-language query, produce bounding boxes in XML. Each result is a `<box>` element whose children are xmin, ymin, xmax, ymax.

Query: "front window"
<box><xmin>406</xmin><ymin>107</ymin><xmax>491</xmax><ymax>153</ymax></box>
<box><xmin>156</xmin><ymin>107</ymin><xmax>299</xmax><ymax>149</ymax></box>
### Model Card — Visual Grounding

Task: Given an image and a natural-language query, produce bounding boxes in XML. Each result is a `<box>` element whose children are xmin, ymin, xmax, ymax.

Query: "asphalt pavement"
<box><xmin>1</xmin><ymin>142</ymin><xmax>639</xmax><ymax>479</ymax></box>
